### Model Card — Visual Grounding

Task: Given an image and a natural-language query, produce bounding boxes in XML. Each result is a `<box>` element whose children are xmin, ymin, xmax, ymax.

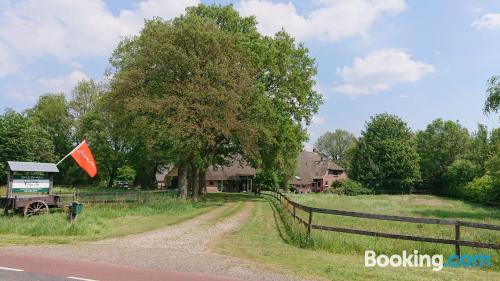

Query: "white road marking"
<box><xmin>0</xmin><ymin>266</ymin><xmax>24</xmax><ymax>272</ymax></box>
<box><xmin>67</xmin><ymin>277</ymin><xmax>99</xmax><ymax>281</ymax></box>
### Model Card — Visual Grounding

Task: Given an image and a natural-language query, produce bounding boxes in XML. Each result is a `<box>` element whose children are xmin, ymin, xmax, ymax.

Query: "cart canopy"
<box><xmin>5</xmin><ymin>161</ymin><xmax>59</xmax><ymax>173</ymax></box>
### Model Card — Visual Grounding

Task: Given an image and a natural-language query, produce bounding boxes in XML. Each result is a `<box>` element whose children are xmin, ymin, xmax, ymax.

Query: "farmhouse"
<box><xmin>158</xmin><ymin>150</ymin><xmax>346</xmax><ymax>193</ymax></box>
<box><xmin>161</xmin><ymin>159</ymin><xmax>256</xmax><ymax>193</ymax></box>
<box><xmin>204</xmin><ymin>160</ymin><xmax>256</xmax><ymax>192</ymax></box>
<box><xmin>289</xmin><ymin>151</ymin><xmax>347</xmax><ymax>193</ymax></box>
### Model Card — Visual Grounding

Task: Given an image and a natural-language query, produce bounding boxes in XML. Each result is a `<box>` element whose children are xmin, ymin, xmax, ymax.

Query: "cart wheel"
<box><xmin>23</xmin><ymin>201</ymin><xmax>49</xmax><ymax>217</ymax></box>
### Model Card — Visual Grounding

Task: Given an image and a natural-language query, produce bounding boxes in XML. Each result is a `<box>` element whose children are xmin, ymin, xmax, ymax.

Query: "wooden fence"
<box><xmin>56</xmin><ymin>190</ymin><xmax>173</xmax><ymax>203</ymax></box>
<box><xmin>261</xmin><ymin>190</ymin><xmax>500</xmax><ymax>257</ymax></box>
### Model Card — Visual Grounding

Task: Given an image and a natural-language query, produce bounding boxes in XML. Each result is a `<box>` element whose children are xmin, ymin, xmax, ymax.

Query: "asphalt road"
<box><xmin>0</xmin><ymin>252</ymin><xmax>239</xmax><ymax>281</ymax></box>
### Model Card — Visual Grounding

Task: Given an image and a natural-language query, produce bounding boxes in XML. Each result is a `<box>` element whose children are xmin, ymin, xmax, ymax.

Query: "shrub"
<box><xmin>116</xmin><ymin>165</ymin><xmax>136</xmax><ymax>183</ymax></box>
<box><xmin>327</xmin><ymin>179</ymin><xmax>373</xmax><ymax>196</ymax></box>
<box><xmin>459</xmin><ymin>175</ymin><xmax>496</xmax><ymax>205</ymax></box>
<box><xmin>255</xmin><ymin>170</ymin><xmax>280</xmax><ymax>191</ymax></box>
<box><xmin>443</xmin><ymin>159</ymin><xmax>480</xmax><ymax>197</ymax></box>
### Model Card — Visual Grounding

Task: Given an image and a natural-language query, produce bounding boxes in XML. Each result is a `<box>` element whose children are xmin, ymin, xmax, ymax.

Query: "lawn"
<box><xmin>0</xmin><ymin>192</ymin><xmax>245</xmax><ymax>245</ymax></box>
<box><xmin>215</xmin><ymin>193</ymin><xmax>500</xmax><ymax>281</ymax></box>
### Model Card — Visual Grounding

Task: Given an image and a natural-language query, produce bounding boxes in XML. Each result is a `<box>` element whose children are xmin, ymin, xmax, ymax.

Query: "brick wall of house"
<box><xmin>323</xmin><ymin>171</ymin><xmax>348</xmax><ymax>188</ymax></box>
<box><xmin>206</xmin><ymin>180</ymin><xmax>218</xmax><ymax>193</ymax></box>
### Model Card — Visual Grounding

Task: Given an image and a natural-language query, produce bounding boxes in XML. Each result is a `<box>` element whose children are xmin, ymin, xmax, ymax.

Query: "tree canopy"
<box><xmin>350</xmin><ymin>113</ymin><xmax>421</xmax><ymax>192</ymax></box>
<box><xmin>105</xmin><ymin>4</ymin><xmax>322</xmax><ymax>198</ymax></box>
<box><xmin>484</xmin><ymin>75</ymin><xmax>500</xmax><ymax>115</ymax></box>
<box><xmin>0</xmin><ymin>110</ymin><xmax>55</xmax><ymax>184</ymax></box>
<box><xmin>314</xmin><ymin>129</ymin><xmax>356</xmax><ymax>169</ymax></box>
<box><xmin>416</xmin><ymin>119</ymin><xmax>469</xmax><ymax>194</ymax></box>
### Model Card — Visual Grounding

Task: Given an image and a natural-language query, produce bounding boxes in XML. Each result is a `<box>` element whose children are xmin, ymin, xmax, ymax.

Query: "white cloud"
<box><xmin>0</xmin><ymin>0</ymin><xmax>198</xmax><ymax>105</ymax></box>
<box><xmin>311</xmin><ymin>115</ymin><xmax>325</xmax><ymax>125</ymax></box>
<box><xmin>332</xmin><ymin>84</ymin><xmax>370</xmax><ymax>95</ymax></box>
<box><xmin>37</xmin><ymin>70</ymin><xmax>88</xmax><ymax>94</ymax></box>
<box><xmin>237</xmin><ymin>0</ymin><xmax>406</xmax><ymax>41</ymax></box>
<box><xmin>334</xmin><ymin>48</ymin><xmax>434</xmax><ymax>95</ymax></box>
<box><xmin>3</xmin><ymin>70</ymin><xmax>88</xmax><ymax>103</ymax></box>
<box><xmin>0</xmin><ymin>0</ymin><xmax>199</xmax><ymax>62</ymax></box>
<box><xmin>0</xmin><ymin>43</ymin><xmax>17</xmax><ymax>77</ymax></box>
<box><xmin>472</xmin><ymin>13</ymin><xmax>500</xmax><ymax>30</ymax></box>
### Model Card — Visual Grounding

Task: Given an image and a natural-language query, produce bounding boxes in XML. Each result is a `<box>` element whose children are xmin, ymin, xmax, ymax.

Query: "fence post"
<box><xmin>455</xmin><ymin>221</ymin><xmax>461</xmax><ymax>257</ymax></box>
<box><xmin>307</xmin><ymin>208</ymin><xmax>313</xmax><ymax>239</ymax></box>
<box><xmin>293</xmin><ymin>204</ymin><xmax>296</xmax><ymax>220</ymax></box>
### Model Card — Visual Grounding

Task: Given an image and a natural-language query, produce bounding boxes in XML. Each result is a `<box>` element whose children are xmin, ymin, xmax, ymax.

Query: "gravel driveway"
<box><xmin>2</xmin><ymin>201</ymin><xmax>305</xmax><ymax>281</ymax></box>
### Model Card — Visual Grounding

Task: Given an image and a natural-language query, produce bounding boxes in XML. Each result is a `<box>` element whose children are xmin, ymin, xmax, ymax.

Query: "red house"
<box><xmin>289</xmin><ymin>150</ymin><xmax>347</xmax><ymax>193</ymax></box>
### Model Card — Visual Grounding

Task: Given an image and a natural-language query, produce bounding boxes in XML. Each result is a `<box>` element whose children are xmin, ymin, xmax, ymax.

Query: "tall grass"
<box><xmin>269</xmin><ymin>193</ymin><xmax>500</xmax><ymax>271</ymax></box>
<box><xmin>0</xmin><ymin>192</ymin><xmax>238</xmax><ymax>245</ymax></box>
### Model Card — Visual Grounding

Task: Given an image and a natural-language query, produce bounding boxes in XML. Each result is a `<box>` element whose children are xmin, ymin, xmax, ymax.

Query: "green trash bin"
<box><xmin>70</xmin><ymin>202</ymin><xmax>83</xmax><ymax>215</ymax></box>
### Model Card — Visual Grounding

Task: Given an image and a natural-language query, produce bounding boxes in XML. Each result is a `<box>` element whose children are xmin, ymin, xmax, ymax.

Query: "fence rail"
<box><xmin>56</xmin><ymin>189</ymin><xmax>173</xmax><ymax>203</ymax></box>
<box><xmin>260</xmin><ymin>190</ymin><xmax>500</xmax><ymax>257</ymax></box>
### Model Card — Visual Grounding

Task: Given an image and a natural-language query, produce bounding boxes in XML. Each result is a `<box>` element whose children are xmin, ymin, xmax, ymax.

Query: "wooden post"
<box><xmin>455</xmin><ymin>221</ymin><xmax>461</xmax><ymax>257</ymax></box>
<box><xmin>48</xmin><ymin>173</ymin><xmax>53</xmax><ymax>195</ymax></box>
<box><xmin>6</xmin><ymin>171</ymin><xmax>12</xmax><ymax>198</ymax></box>
<box><xmin>293</xmin><ymin>204</ymin><xmax>296</xmax><ymax>220</ymax></box>
<box><xmin>307</xmin><ymin>208</ymin><xmax>313</xmax><ymax>239</ymax></box>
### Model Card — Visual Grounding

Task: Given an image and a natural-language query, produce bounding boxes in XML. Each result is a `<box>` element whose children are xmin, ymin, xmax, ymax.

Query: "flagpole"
<box><xmin>56</xmin><ymin>140</ymin><xmax>85</xmax><ymax>166</ymax></box>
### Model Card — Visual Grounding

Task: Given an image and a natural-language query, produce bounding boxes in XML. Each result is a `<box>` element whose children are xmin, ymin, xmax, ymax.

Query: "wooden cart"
<box><xmin>2</xmin><ymin>161</ymin><xmax>62</xmax><ymax>216</ymax></box>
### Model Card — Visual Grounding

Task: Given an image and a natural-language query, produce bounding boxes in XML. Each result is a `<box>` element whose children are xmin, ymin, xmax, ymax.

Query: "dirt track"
<box><xmin>1</xmin><ymin>201</ymin><xmax>304</xmax><ymax>281</ymax></box>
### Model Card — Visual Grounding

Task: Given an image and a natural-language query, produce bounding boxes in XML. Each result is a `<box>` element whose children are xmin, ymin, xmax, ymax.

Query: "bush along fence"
<box><xmin>260</xmin><ymin>190</ymin><xmax>500</xmax><ymax>257</ymax></box>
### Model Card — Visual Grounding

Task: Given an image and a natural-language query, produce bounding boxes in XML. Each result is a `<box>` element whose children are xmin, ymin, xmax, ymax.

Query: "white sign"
<box><xmin>12</xmin><ymin>176</ymin><xmax>50</xmax><ymax>193</ymax></box>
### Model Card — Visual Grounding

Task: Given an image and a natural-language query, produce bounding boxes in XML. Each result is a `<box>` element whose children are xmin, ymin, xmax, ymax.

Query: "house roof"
<box><xmin>289</xmin><ymin>151</ymin><xmax>344</xmax><ymax>185</ymax></box>
<box><xmin>5</xmin><ymin>161</ymin><xmax>59</xmax><ymax>173</ymax></box>
<box><xmin>206</xmin><ymin>159</ymin><xmax>256</xmax><ymax>181</ymax></box>
<box><xmin>165</xmin><ymin>159</ymin><xmax>256</xmax><ymax>181</ymax></box>
<box><xmin>156</xmin><ymin>165</ymin><xmax>173</xmax><ymax>182</ymax></box>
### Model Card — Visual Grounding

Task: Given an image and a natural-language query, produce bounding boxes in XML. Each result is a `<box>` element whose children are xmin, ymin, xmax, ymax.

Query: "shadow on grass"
<box><xmin>205</xmin><ymin>192</ymin><xmax>267</xmax><ymax>206</ymax></box>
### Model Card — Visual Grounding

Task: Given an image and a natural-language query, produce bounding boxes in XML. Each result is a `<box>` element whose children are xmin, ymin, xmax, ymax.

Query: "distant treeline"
<box><xmin>314</xmin><ymin>114</ymin><xmax>499</xmax><ymax>206</ymax></box>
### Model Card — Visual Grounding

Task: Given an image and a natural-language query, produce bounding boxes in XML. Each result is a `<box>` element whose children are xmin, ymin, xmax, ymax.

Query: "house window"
<box><xmin>209</xmin><ymin>181</ymin><xmax>214</xmax><ymax>186</ymax></box>
<box><xmin>328</xmin><ymin>169</ymin><xmax>342</xmax><ymax>176</ymax></box>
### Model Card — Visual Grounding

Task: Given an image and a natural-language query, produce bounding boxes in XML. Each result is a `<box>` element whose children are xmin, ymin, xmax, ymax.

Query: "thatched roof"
<box><xmin>165</xmin><ymin>159</ymin><xmax>256</xmax><ymax>181</ymax></box>
<box><xmin>206</xmin><ymin>159</ymin><xmax>256</xmax><ymax>181</ymax></box>
<box><xmin>289</xmin><ymin>151</ymin><xmax>344</xmax><ymax>185</ymax></box>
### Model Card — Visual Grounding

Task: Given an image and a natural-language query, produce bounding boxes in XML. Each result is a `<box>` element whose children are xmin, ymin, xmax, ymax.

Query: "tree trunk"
<box><xmin>191</xmin><ymin>165</ymin><xmax>199</xmax><ymax>202</ymax></box>
<box><xmin>107</xmin><ymin>165</ymin><xmax>117</xmax><ymax>188</ymax></box>
<box><xmin>177</xmin><ymin>162</ymin><xmax>188</xmax><ymax>200</ymax></box>
<box><xmin>198</xmin><ymin>170</ymin><xmax>206</xmax><ymax>197</ymax></box>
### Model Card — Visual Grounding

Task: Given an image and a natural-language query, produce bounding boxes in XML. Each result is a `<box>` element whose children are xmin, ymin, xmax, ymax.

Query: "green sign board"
<box><xmin>12</xmin><ymin>176</ymin><xmax>50</xmax><ymax>193</ymax></box>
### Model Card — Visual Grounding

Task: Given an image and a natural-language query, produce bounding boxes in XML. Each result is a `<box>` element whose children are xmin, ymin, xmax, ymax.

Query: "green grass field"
<box><xmin>0</xmin><ymin>192</ymin><xmax>246</xmax><ymax>245</ymax></box>
<box><xmin>286</xmin><ymin>193</ymin><xmax>500</xmax><ymax>262</ymax></box>
<box><xmin>215</xmin><ymin>193</ymin><xmax>500</xmax><ymax>280</ymax></box>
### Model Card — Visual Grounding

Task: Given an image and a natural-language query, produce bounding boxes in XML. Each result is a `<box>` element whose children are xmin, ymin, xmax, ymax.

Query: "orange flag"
<box><xmin>71</xmin><ymin>140</ymin><xmax>97</xmax><ymax>177</ymax></box>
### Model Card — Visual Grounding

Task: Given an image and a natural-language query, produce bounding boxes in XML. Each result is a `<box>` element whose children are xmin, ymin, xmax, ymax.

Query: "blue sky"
<box><xmin>1</xmin><ymin>0</ymin><xmax>499</xmax><ymax>149</ymax></box>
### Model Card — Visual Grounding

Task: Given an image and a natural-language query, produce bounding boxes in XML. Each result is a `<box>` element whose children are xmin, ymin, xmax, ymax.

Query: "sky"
<box><xmin>0</xmin><ymin>0</ymin><xmax>499</xmax><ymax>149</ymax></box>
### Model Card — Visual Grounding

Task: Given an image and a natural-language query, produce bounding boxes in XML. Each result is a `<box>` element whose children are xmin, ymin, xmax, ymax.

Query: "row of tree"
<box><xmin>314</xmin><ymin>105</ymin><xmax>499</xmax><ymax>205</ymax></box>
<box><xmin>1</xmin><ymin>4</ymin><xmax>322</xmax><ymax>201</ymax></box>
<box><xmin>0</xmin><ymin>81</ymin><xmax>134</xmax><ymax>187</ymax></box>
